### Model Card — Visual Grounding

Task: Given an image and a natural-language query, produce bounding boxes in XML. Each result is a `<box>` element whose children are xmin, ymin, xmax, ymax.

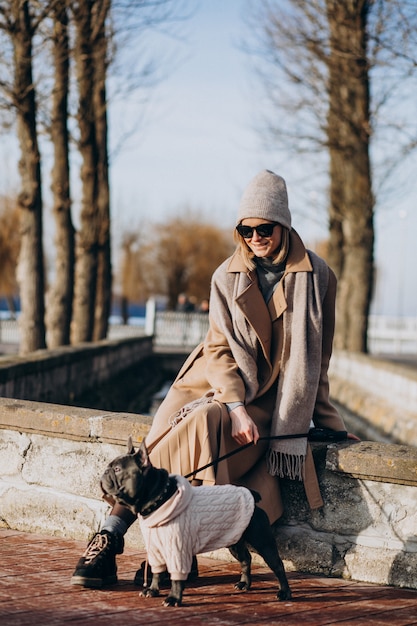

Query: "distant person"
<box><xmin>198</xmin><ymin>298</ymin><xmax>209</xmax><ymax>314</ymax></box>
<box><xmin>176</xmin><ymin>293</ymin><xmax>195</xmax><ymax>313</ymax></box>
<box><xmin>71</xmin><ymin>169</ymin><xmax>359</xmax><ymax>588</ymax></box>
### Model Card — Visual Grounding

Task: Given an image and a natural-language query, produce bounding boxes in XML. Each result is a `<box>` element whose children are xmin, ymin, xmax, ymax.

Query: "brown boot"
<box><xmin>71</xmin><ymin>530</ymin><xmax>124</xmax><ymax>588</ymax></box>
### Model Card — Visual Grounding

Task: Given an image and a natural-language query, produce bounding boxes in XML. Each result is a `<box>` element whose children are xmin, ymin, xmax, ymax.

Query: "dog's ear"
<box><xmin>133</xmin><ymin>439</ymin><xmax>151</xmax><ymax>469</ymax></box>
<box><xmin>127</xmin><ymin>436</ymin><xmax>135</xmax><ymax>455</ymax></box>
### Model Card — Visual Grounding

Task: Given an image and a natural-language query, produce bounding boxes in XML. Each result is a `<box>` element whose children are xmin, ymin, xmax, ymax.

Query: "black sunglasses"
<box><xmin>236</xmin><ymin>223</ymin><xmax>277</xmax><ymax>239</ymax></box>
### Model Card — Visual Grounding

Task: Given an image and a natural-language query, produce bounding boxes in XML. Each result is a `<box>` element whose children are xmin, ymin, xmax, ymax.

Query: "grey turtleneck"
<box><xmin>255</xmin><ymin>256</ymin><xmax>286</xmax><ymax>303</ymax></box>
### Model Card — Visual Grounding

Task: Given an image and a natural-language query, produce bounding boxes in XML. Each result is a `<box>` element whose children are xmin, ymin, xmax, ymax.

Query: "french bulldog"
<box><xmin>101</xmin><ymin>438</ymin><xmax>292</xmax><ymax>607</ymax></box>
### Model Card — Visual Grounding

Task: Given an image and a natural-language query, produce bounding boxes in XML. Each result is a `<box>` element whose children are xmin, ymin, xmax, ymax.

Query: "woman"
<box><xmin>71</xmin><ymin>169</ymin><xmax>357</xmax><ymax>588</ymax></box>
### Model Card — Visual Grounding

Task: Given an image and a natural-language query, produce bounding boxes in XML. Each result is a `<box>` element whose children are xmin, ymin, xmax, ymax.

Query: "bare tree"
<box><xmin>247</xmin><ymin>0</ymin><xmax>417</xmax><ymax>352</ymax></box>
<box><xmin>0</xmin><ymin>0</ymin><xmax>191</xmax><ymax>348</ymax></box>
<box><xmin>70</xmin><ymin>0</ymin><xmax>100</xmax><ymax>343</ymax></box>
<box><xmin>71</xmin><ymin>0</ymin><xmax>189</xmax><ymax>343</ymax></box>
<box><xmin>157</xmin><ymin>218</ymin><xmax>234</xmax><ymax>310</ymax></box>
<box><xmin>67</xmin><ymin>0</ymin><xmax>112</xmax><ymax>343</ymax></box>
<box><xmin>117</xmin><ymin>215</ymin><xmax>234</xmax><ymax>313</ymax></box>
<box><xmin>1</xmin><ymin>0</ymin><xmax>49</xmax><ymax>353</ymax></box>
<box><xmin>0</xmin><ymin>197</ymin><xmax>20</xmax><ymax>316</ymax></box>
<box><xmin>119</xmin><ymin>231</ymin><xmax>142</xmax><ymax>323</ymax></box>
<box><xmin>326</xmin><ymin>0</ymin><xmax>374</xmax><ymax>352</ymax></box>
<box><xmin>92</xmin><ymin>0</ymin><xmax>112</xmax><ymax>341</ymax></box>
<box><xmin>46</xmin><ymin>0</ymin><xmax>75</xmax><ymax>348</ymax></box>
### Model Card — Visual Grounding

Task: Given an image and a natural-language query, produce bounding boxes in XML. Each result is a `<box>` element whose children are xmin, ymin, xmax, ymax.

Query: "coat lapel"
<box><xmin>268</xmin><ymin>280</ymin><xmax>287</xmax><ymax>322</ymax></box>
<box><xmin>236</xmin><ymin>279</ymin><xmax>272</xmax><ymax>361</ymax></box>
<box><xmin>269</xmin><ymin>229</ymin><xmax>313</xmax><ymax>321</ymax></box>
<box><xmin>227</xmin><ymin>253</ymin><xmax>272</xmax><ymax>361</ymax></box>
<box><xmin>226</xmin><ymin>229</ymin><xmax>313</xmax><ymax>357</ymax></box>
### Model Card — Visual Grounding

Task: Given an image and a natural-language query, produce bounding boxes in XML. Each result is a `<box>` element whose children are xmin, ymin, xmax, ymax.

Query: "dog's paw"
<box><xmin>163</xmin><ymin>595</ymin><xmax>182</xmax><ymax>607</ymax></box>
<box><xmin>140</xmin><ymin>587</ymin><xmax>159</xmax><ymax>598</ymax></box>
<box><xmin>234</xmin><ymin>578</ymin><xmax>250</xmax><ymax>592</ymax></box>
<box><xmin>277</xmin><ymin>588</ymin><xmax>292</xmax><ymax>601</ymax></box>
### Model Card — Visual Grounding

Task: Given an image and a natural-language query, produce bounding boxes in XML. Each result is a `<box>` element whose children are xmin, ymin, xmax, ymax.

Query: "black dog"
<box><xmin>101</xmin><ymin>438</ymin><xmax>292</xmax><ymax>607</ymax></box>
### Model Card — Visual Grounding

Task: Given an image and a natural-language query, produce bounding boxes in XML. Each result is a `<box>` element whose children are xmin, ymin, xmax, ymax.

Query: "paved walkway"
<box><xmin>1</xmin><ymin>529</ymin><xmax>417</xmax><ymax>625</ymax></box>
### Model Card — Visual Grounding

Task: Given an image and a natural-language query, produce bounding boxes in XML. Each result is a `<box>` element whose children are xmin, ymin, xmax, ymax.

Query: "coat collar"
<box><xmin>226</xmin><ymin>229</ymin><xmax>312</xmax><ymax>325</ymax></box>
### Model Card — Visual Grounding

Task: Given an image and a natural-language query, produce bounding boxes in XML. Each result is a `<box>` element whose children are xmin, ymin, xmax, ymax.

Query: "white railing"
<box><xmin>0</xmin><ymin>319</ymin><xmax>20</xmax><ymax>344</ymax></box>
<box><xmin>107</xmin><ymin>322</ymin><xmax>146</xmax><ymax>340</ymax></box>
<box><xmin>153</xmin><ymin>311</ymin><xmax>209</xmax><ymax>348</ymax></box>
<box><xmin>367</xmin><ymin>315</ymin><xmax>417</xmax><ymax>355</ymax></box>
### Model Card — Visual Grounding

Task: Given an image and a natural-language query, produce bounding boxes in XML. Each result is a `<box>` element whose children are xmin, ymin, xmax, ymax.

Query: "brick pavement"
<box><xmin>1</xmin><ymin>529</ymin><xmax>417</xmax><ymax>625</ymax></box>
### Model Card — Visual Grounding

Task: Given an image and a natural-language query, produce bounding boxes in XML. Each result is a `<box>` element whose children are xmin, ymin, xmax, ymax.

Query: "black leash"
<box><xmin>184</xmin><ymin>432</ymin><xmax>309</xmax><ymax>479</ymax></box>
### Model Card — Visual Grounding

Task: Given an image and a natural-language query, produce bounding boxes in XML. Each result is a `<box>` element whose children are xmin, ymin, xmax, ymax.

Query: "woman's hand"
<box><xmin>229</xmin><ymin>405</ymin><xmax>260</xmax><ymax>445</ymax></box>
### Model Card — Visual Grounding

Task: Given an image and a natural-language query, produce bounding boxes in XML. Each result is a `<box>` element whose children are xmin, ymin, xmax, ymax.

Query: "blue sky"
<box><xmin>108</xmin><ymin>0</ymin><xmax>417</xmax><ymax>317</ymax></box>
<box><xmin>108</xmin><ymin>0</ymin><xmax>345</xmax><ymax>264</ymax></box>
<box><xmin>0</xmin><ymin>0</ymin><xmax>416</xmax><ymax>317</ymax></box>
<box><xmin>109</xmin><ymin>1</ymin><xmax>316</xmax><ymax>232</ymax></box>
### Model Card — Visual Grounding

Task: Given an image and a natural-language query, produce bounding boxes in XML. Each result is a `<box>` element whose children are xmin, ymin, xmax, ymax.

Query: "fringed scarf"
<box><xmin>266</xmin><ymin>260</ymin><xmax>328</xmax><ymax>479</ymax></box>
<box><xmin>209</xmin><ymin>249</ymin><xmax>329</xmax><ymax>481</ymax></box>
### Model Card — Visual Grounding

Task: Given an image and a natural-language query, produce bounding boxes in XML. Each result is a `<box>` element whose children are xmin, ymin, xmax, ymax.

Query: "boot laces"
<box><xmin>83</xmin><ymin>533</ymin><xmax>110</xmax><ymax>565</ymax></box>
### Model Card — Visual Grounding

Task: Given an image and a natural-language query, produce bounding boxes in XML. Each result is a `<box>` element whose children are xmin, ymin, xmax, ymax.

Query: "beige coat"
<box><xmin>147</xmin><ymin>230</ymin><xmax>346</xmax><ymax>523</ymax></box>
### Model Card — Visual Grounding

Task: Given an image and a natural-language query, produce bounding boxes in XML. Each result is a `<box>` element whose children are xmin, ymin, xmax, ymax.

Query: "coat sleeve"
<box><xmin>203</xmin><ymin>319</ymin><xmax>247</xmax><ymax>404</ymax></box>
<box><xmin>312</xmin><ymin>268</ymin><xmax>347</xmax><ymax>431</ymax></box>
<box><xmin>147</xmin><ymin>269</ymin><xmax>248</xmax><ymax>447</ymax></box>
<box><xmin>202</xmin><ymin>263</ymin><xmax>248</xmax><ymax>404</ymax></box>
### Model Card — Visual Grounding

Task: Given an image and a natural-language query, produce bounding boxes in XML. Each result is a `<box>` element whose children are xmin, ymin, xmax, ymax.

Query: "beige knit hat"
<box><xmin>237</xmin><ymin>170</ymin><xmax>291</xmax><ymax>229</ymax></box>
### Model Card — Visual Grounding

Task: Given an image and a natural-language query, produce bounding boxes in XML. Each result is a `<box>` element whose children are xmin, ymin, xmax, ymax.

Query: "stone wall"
<box><xmin>1</xmin><ymin>338</ymin><xmax>415</xmax><ymax>444</ymax></box>
<box><xmin>329</xmin><ymin>350</ymin><xmax>417</xmax><ymax>446</ymax></box>
<box><xmin>0</xmin><ymin>336</ymin><xmax>153</xmax><ymax>404</ymax></box>
<box><xmin>1</xmin><ymin>398</ymin><xmax>416</xmax><ymax>590</ymax></box>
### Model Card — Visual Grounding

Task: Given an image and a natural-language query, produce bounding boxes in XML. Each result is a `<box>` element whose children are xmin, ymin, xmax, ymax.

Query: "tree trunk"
<box><xmin>47</xmin><ymin>1</ymin><xmax>75</xmax><ymax>348</ymax></box>
<box><xmin>92</xmin><ymin>0</ymin><xmax>111</xmax><ymax>341</ymax></box>
<box><xmin>71</xmin><ymin>1</ymin><xmax>99</xmax><ymax>344</ymax></box>
<box><xmin>12</xmin><ymin>0</ymin><xmax>46</xmax><ymax>354</ymax></box>
<box><xmin>326</xmin><ymin>0</ymin><xmax>374</xmax><ymax>352</ymax></box>
<box><xmin>6</xmin><ymin>296</ymin><xmax>17</xmax><ymax>319</ymax></box>
<box><xmin>120</xmin><ymin>295</ymin><xmax>129</xmax><ymax>325</ymax></box>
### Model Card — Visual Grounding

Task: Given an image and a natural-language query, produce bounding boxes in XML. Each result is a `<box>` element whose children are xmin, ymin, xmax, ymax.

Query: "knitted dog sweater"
<box><xmin>139</xmin><ymin>475</ymin><xmax>255</xmax><ymax>580</ymax></box>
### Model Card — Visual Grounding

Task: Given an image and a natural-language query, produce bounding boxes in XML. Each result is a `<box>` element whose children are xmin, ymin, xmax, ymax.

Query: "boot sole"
<box><xmin>70</xmin><ymin>574</ymin><xmax>117</xmax><ymax>588</ymax></box>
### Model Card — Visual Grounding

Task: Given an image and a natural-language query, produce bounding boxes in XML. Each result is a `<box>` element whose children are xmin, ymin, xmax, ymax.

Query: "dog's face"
<box><xmin>100</xmin><ymin>438</ymin><xmax>150</xmax><ymax>514</ymax></box>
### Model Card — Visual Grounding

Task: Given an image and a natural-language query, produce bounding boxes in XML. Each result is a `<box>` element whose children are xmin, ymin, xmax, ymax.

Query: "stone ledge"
<box><xmin>326</xmin><ymin>441</ymin><xmax>417</xmax><ymax>486</ymax></box>
<box><xmin>2</xmin><ymin>398</ymin><xmax>417</xmax><ymax>487</ymax></box>
<box><xmin>2</xmin><ymin>399</ymin><xmax>417</xmax><ymax>589</ymax></box>
<box><xmin>0</xmin><ymin>336</ymin><xmax>153</xmax><ymax>376</ymax></box>
<box><xmin>0</xmin><ymin>336</ymin><xmax>153</xmax><ymax>405</ymax></box>
<box><xmin>0</xmin><ymin>397</ymin><xmax>152</xmax><ymax>445</ymax></box>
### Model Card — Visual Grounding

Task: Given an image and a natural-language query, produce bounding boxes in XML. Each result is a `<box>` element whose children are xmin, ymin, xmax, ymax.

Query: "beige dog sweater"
<box><xmin>139</xmin><ymin>475</ymin><xmax>255</xmax><ymax>581</ymax></box>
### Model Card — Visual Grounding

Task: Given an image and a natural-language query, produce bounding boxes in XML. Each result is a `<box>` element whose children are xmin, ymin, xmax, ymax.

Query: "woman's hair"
<box><xmin>233</xmin><ymin>225</ymin><xmax>290</xmax><ymax>271</ymax></box>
